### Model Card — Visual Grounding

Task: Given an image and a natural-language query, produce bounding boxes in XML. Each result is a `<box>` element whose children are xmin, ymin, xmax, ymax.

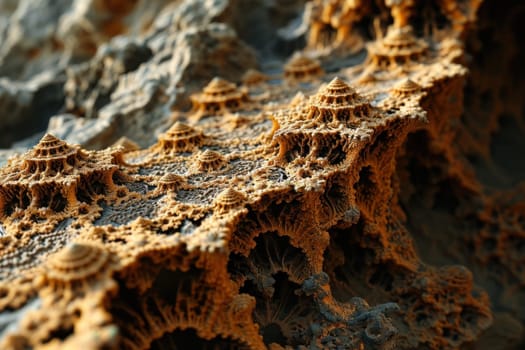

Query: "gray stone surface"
<box><xmin>0</xmin><ymin>0</ymin><xmax>304</xmax><ymax>150</ymax></box>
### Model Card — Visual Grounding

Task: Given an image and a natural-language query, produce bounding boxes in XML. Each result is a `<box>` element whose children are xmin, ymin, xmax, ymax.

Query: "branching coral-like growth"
<box><xmin>0</xmin><ymin>1</ymin><xmax>518</xmax><ymax>349</ymax></box>
<box><xmin>229</xmin><ymin>233</ymin><xmax>318</xmax><ymax>347</ymax></box>
<box><xmin>109</xmin><ymin>245</ymin><xmax>264</xmax><ymax>350</ymax></box>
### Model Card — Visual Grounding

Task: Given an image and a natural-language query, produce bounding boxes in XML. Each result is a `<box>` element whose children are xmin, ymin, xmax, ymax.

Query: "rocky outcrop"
<box><xmin>0</xmin><ymin>1</ymin><xmax>524</xmax><ymax>350</ymax></box>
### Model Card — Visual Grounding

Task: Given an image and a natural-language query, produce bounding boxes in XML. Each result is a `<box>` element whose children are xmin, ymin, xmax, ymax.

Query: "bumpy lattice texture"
<box><xmin>1</xmin><ymin>0</ymin><xmax>524</xmax><ymax>349</ymax></box>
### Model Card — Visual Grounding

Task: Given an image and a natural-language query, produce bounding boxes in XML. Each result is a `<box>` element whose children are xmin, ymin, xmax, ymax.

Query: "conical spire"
<box><xmin>190</xmin><ymin>77</ymin><xmax>247</xmax><ymax>116</ymax></box>
<box><xmin>195</xmin><ymin>149</ymin><xmax>225</xmax><ymax>172</ymax></box>
<box><xmin>30</xmin><ymin>133</ymin><xmax>78</xmax><ymax>160</ymax></box>
<box><xmin>214</xmin><ymin>188</ymin><xmax>246</xmax><ymax>213</ymax></box>
<box><xmin>284</xmin><ymin>53</ymin><xmax>323</xmax><ymax>80</ymax></box>
<box><xmin>23</xmin><ymin>133</ymin><xmax>81</xmax><ymax>175</ymax></box>
<box><xmin>166</xmin><ymin>122</ymin><xmax>200</xmax><ymax>138</ymax></box>
<box><xmin>203</xmin><ymin>77</ymin><xmax>238</xmax><ymax>96</ymax></box>
<box><xmin>158</xmin><ymin>122</ymin><xmax>204</xmax><ymax>153</ymax></box>
<box><xmin>317</xmin><ymin>77</ymin><xmax>359</xmax><ymax>104</ymax></box>
<box><xmin>45</xmin><ymin>242</ymin><xmax>109</xmax><ymax>283</ymax></box>
<box><xmin>307</xmin><ymin>77</ymin><xmax>371</xmax><ymax>124</ymax></box>
<box><xmin>367</xmin><ymin>25</ymin><xmax>428</xmax><ymax>68</ymax></box>
<box><xmin>157</xmin><ymin>173</ymin><xmax>185</xmax><ymax>192</ymax></box>
<box><xmin>311</xmin><ymin>77</ymin><xmax>361</xmax><ymax>109</ymax></box>
<box><xmin>326</xmin><ymin>77</ymin><xmax>351</xmax><ymax>90</ymax></box>
<box><xmin>40</xmin><ymin>133</ymin><xmax>61</xmax><ymax>143</ymax></box>
<box><xmin>394</xmin><ymin>78</ymin><xmax>421</xmax><ymax>92</ymax></box>
<box><xmin>391</xmin><ymin>78</ymin><xmax>422</xmax><ymax>97</ymax></box>
<box><xmin>242</xmin><ymin>69</ymin><xmax>269</xmax><ymax>85</ymax></box>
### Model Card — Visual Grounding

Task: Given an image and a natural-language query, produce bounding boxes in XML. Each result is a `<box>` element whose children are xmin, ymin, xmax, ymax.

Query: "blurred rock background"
<box><xmin>0</xmin><ymin>0</ymin><xmax>308</xmax><ymax>161</ymax></box>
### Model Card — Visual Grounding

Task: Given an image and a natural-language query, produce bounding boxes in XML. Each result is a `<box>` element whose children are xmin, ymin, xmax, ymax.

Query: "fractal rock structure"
<box><xmin>0</xmin><ymin>0</ymin><xmax>524</xmax><ymax>349</ymax></box>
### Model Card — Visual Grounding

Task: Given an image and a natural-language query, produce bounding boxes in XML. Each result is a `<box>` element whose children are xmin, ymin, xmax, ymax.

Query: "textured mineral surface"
<box><xmin>0</xmin><ymin>0</ymin><xmax>524</xmax><ymax>349</ymax></box>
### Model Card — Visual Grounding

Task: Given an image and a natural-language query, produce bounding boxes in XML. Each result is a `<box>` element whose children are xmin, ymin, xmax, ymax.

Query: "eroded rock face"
<box><xmin>0</xmin><ymin>0</ymin><xmax>169</xmax><ymax>148</ymax></box>
<box><xmin>51</xmin><ymin>19</ymin><xmax>257</xmax><ymax>149</ymax></box>
<box><xmin>0</xmin><ymin>0</ymin><xmax>524</xmax><ymax>350</ymax></box>
<box><xmin>0</xmin><ymin>72</ymin><xmax>65</xmax><ymax>148</ymax></box>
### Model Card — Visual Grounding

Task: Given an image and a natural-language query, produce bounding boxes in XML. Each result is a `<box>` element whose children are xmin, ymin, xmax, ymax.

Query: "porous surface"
<box><xmin>0</xmin><ymin>0</ymin><xmax>524</xmax><ymax>349</ymax></box>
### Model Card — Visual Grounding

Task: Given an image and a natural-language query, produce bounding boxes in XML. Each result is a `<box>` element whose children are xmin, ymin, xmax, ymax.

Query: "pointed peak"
<box><xmin>159</xmin><ymin>122</ymin><xmax>204</xmax><ymax>153</ymax></box>
<box><xmin>357</xmin><ymin>72</ymin><xmax>377</xmax><ymax>84</ymax></box>
<box><xmin>285</xmin><ymin>53</ymin><xmax>321</xmax><ymax>70</ymax></box>
<box><xmin>289</xmin><ymin>91</ymin><xmax>307</xmax><ymax>107</ymax></box>
<box><xmin>317</xmin><ymin>77</ymin><xmax>357</xmax><ymax>98</ymax></box>
<box><xmin>204</xmin><ymin>77</ymin><xmax>237</xmax><ymax>94</ymax></box>
<box><xmin>168</xmin><ymin>121</ymin><xmax>196</xmax><ymax>134</ymax></box>
<box><xmin>284</xmin><ymin>53</ymin><xmax>323</xmax><ymax>80</ymax></box>
<box><xmin>159</xmin><ymin>173</ymin><xmax>184</xmax><ymax>184</ymax></box>
<box><xmin>289</xmin><ymin>54</ymin><xmax>315</xmax><ymax>65</ymax></box>
<box><xmin>198</xmin><ymin>149</ymin><xmax>224</xmax><ymax>163</ymax></box>
<box><xmin>195</xmin><ymin>149</ymin><xmax>225</xmax><ymax>172</ymax></box>
<box><xmin>326</xmin><ymin>77</ymin><xmax>353</xmax><ymax>91</ymax></box>
<box><xmin>395</xmin><ymin>79</ymin><xmax>421</xmax><ymax>91</ymax></box>
<box><xmin>242</xmin><ymin>69</ymin><xmax>268</xmax><ymax>85</ymax></box>
<box><xmin>157</xmin><ymin>173</ymin><xmax>185</xmax><ymax>192</ymax></box>
<box><xmin>112</xmin><ymin>136</ymin><xmax>139</xmax><ymax>152</ymax></box>
<box><xmin>214</xmin><ymin>187</ymin><xmax>246</xmax><ymax>212</ymax></box>
<box><xmin>392</xmin><ymin>79</ymin><xmax>422</xmax><ymax>96</ymax></box>
<box><xmin>40</xmin><ymin>133</ymin><xmax>61</xmax><ymax>143</ymax></box>
<box><xmin>46</xmin><ymin>242</ymin><xmax>109</xmax><ymax>282</ymax></box>
<box><xmin>34</xmin><ymin>133</ymin><xmax>70</xmax><ymax>150</ymax></box>
<box><xmin>30</xmin><ymin>133</ymin><xmax>78</xmax><ymax>160</ymax></box>
<box><xmin>218</xmin><ymin>187</ymin><xmax>245</xmax><ymax>201</ymax></box>
<box><xmin>305</xmin><ymin>76</ymin><xmax>371</xmax><ymax>124</ymax></box>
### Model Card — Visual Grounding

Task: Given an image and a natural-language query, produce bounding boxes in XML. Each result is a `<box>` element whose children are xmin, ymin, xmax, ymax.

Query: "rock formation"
<box><xmin>0</xmin><ymin>0</ymin><xmax>524</xmax><ymax>350</ymax></box>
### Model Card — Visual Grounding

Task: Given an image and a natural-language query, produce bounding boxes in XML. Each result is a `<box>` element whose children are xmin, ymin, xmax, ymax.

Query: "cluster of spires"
<box><xmin>0</xmin><ymin>134</ymin><xmax>119</xmax><ymax>219</ymax></box>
